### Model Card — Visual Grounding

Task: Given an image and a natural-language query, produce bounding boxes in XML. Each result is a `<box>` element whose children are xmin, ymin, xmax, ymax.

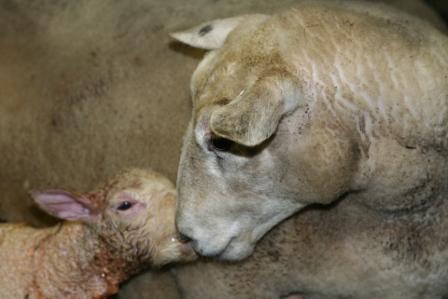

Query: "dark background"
<box><xmin>426</xmin><ymin>0</ymin><xmax>448</xmax><ymax>23</ymax></box>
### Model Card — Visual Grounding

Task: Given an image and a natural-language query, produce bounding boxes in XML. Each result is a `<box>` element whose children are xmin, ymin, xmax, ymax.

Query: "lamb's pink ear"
<box><xmin>30</xmin><ymin>190</ymin><xmax>98</xmax><ymax>222</ymax></box>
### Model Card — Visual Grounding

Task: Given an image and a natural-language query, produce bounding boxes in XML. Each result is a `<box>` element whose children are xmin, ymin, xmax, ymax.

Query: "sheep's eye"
<box><xmin>209</xmin><ymin>137</ymin><xmax>234</xmax><ymax>152</ymax></box>
<box><xmin>117</xmin><ymin>201</ymin><xmax>133</xmax><ymax>211</ymax></box>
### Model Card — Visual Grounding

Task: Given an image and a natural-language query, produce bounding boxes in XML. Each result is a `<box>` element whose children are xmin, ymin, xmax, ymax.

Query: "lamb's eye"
<box><xmin>117</xmin><ymin>201</ymin><xmax>133</xmax><ymax>211</ymax></box>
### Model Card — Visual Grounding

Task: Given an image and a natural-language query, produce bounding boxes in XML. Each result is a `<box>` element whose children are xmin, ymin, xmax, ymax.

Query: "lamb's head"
<box><xmin>31</xmin><ymin>169</ymin><xmax>196</xmax><ymax>267</ymax></box>
<box><xmin>172</xmin><ymin>5</ymin><xmax>448</xmax><ymax>260</ymax></box>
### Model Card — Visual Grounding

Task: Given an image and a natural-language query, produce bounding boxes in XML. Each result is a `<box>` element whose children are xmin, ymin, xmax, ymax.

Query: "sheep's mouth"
<box><xmin>190</xmin><ymin>235</ymin><xmax>254</xmax><ymax>261</ymax></box>
<box><xmin>215</xmin><ymin>238</ymin><xmax>255</xmax><ymax>261</ymax></box>
<box><xmin>213</xmin><ymin>236</ymin><xmax>235</xmax><ymax>259</ymax></box>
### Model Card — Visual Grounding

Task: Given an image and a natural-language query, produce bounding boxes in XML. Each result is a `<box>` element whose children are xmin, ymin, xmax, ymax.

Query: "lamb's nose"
<box><xmin>177</xmin><ymin>232</ymin><xmax>193</xmax><ymax>244</ymax></box>
<box><xmin>177</xmin><ymin>232</ymin><xmax>202</xmax><ymax>255</ymax></box>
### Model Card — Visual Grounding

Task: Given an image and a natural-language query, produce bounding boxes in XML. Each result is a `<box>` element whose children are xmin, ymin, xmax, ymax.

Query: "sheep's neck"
<box><xmin>30</xmin><ymin>222</ymin><xmax>132</xmax><ymax>298</ymax></box>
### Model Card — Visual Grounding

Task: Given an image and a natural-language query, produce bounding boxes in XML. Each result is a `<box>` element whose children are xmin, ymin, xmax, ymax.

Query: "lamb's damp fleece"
<box><xmin>0</xmin><ymin>168</ymin><xmax>195</xmax><ymax>299</ymax></box>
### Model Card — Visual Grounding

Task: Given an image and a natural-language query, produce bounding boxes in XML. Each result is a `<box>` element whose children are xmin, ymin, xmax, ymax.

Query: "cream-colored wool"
<box><xmin>175</xmin><ymin>0</ymin><xmax>448</xmax><ymax>261</ymax></box>
<box><xmin>166</xmin><ymin>1</ymin><xmax>448</xmax><ymax>298</ymax></box>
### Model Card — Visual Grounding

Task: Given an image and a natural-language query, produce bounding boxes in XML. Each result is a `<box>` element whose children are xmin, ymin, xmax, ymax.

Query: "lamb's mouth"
<box><xmin>173</xmin><ymin>236</ymin><xmax>198</xmax><ymax>261</ymax></box>
<box><xmin>181</xmin><ymin>242</ymin><xmax>198</xmax><ymax>261</ymax></box>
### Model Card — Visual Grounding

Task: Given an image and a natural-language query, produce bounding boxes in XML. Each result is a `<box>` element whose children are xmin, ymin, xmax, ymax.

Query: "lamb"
<box><xmin>0</xmin><ymin>168</ymin><xmax>195</xmax><ymax>299</ymax></box>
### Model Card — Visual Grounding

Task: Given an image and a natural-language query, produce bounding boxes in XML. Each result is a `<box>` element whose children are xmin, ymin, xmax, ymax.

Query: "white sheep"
<box><xmin>173</xmin><ymin>0</ymin><xmax>448</xmax><ymax>260</ymax></box>
<box><xmin>169</xmin><ymin>0</ymin><xmax>448</xmax><ymax>298</ymax></box>
<box><xmin>0</xmin><ymin>169</ymin><xmax>195</xmax><ymax>299</ymax></box>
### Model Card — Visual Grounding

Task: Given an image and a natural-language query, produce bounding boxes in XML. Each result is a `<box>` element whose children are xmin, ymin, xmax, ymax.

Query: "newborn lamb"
<box><xmin>0</xmin><ymin>169</ymin><xmax>195</xmax><ymax>299</ymax></box>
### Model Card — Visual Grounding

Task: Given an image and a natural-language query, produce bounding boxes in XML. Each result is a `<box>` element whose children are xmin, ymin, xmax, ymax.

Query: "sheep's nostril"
<box><xmin>177</xmin><ymin>232</ymin><xmax>193</xmax><ymax>244</ymax></box>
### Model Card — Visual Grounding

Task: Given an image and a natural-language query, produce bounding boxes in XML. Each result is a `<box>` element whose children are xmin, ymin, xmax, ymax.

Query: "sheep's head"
<box><xmin>172</xmin><ymin>4</ymin><xmax>448</xmax><ymax>260</ymax></box>
<box><xmin>172</xmin><ymin>9</ymin><xmax>362</xmax><ymax>260</ymax></box>
<box><xmin>31</xmin><ymin>169</ymin><xmax>196</xmax><ymax>267</ymax></box>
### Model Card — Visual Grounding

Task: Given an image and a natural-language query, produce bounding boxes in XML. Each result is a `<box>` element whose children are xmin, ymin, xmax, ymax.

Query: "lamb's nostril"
<box><xmin>177</xmin><ymin>232</ymin><xmax>193</xmax><ymax>244</ymax></box>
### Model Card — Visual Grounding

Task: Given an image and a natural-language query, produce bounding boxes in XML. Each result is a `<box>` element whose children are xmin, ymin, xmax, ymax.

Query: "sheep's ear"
<box><xmin>170</xmin><ymin>15</ymin><xmax>252</xmax><ymax>50</ymax></box>
<box><xmin>30</xmin><ymin>190</ymin><xmax>99</xmax><ymax>222</ymax></box>
<box><xmin>210</xmin><ymin>77</ymin><xmax>301</xmax><ymax>147</ymax></box>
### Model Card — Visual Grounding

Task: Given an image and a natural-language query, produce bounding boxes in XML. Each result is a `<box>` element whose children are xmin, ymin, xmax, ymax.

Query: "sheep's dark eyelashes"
<box><xmin>207</xmin><ymin>135</ymin><xmax>264</xmax><ymax>158</ymax></box>
<box><xmin>209</xmin><ymin>137</ymin><xmax>234</xmax><ymax>152</ymax></box>
<box><xmin>117</xmin><ymin>201</ymin><xmax>134</xmax><ymax>211</ymax></box>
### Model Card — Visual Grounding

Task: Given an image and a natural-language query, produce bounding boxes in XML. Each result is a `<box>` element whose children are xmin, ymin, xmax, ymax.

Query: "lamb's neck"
<box><xmin>31</xmin><ymin>222</ymin><xmax>132</xmax><ymax>298</ymax></box>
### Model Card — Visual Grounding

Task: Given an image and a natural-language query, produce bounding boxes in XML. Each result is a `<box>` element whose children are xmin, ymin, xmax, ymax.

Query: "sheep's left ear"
<box><xmin>31</xmin><ymin>190</ymin><xmax>99</xmax><ymax>222</ymax></box>
<box><xmin>210</xmin><ymin>76</ymin><xmax>302</xmax><ymax>147</ymax></box>
<box><xmin>170</xmin><ymin>15</ymin><xmax>265</xmax><ymax>50</ymax></box>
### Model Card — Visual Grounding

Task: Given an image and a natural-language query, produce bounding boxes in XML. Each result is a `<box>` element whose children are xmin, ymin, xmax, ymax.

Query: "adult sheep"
<box><xmin>173</xmin><ymin>0</ymin><xmax>448</xmax><ymax>262</ymax></box>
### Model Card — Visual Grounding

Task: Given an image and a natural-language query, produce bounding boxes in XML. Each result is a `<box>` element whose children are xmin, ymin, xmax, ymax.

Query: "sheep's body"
<box><xmin>282</xmin><ymin>2</ymin><xmax>448</xmax><ymax>149</ymax></box>
<box><xmin>0</xmin><ymin>169</ymin><xmax>194</xmax><ymax>299</ymax></box>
